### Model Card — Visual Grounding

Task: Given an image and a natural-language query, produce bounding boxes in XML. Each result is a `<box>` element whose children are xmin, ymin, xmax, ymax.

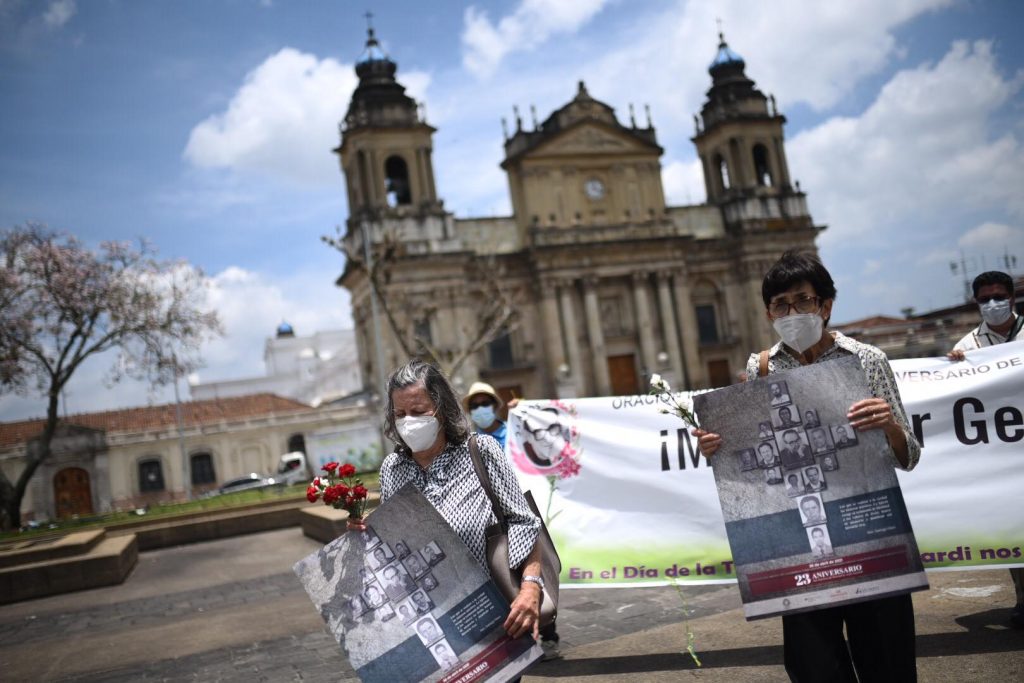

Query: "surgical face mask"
<box><xmin>979</xmin><ymin>298</ymin><xmax>1012</xmax><ymax>326</ymax></box>
<box><xmin>773</xmin><ymin>313</ymin><xmax>824</xmax><ymax>353</ymax></box>
<box><xmin>396</xmin><ymin>414</ymin><xmax>441</xmax><ymax>452</ymax></box>
<box><xmin>469</xmin><ymin>405</ymin><xmax>496</xmax><ymax>429</ymax></box>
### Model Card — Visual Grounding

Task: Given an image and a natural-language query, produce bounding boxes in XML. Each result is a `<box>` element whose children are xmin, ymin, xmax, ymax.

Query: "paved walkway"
<box><xmin>0</xmin><ymin>527</ymin><xmax>1020</xmax><ymax>681</ymax></box>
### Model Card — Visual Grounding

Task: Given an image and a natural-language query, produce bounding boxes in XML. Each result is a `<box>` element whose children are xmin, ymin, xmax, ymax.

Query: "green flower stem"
<box><xmin>669</xmin><ymin>576</ymin><xmax>702</xmax><ymax>667</ymax></box>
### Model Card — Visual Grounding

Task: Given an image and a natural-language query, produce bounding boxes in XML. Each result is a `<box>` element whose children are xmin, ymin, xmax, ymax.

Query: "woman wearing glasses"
<box><xmin>692</xmin><ymin>250</ymin><xmax>922</xmax><ymax>683</ymax></box>
<box><xmin>378</xmin><ymin>360</ymin><xmax>545</xmax><ymax>643</ymax></box>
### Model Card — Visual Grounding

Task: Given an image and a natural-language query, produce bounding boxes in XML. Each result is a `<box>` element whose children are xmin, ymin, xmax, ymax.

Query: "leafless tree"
<box><xmin>324</xmin><ymin>228</ymin><xmax>521</xmax><ymax>378</ymax></box>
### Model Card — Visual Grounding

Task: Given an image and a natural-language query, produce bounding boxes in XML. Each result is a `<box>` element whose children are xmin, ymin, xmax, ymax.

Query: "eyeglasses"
<box><xmin>468</xmin><ymin>400</ymin><xmax>495</xmax><ymax>410</ymax></box>
<box><xmin>976</xmin><ymin>295</ymin><xmax>1008</xmax><ymax>304</ymax></box>
<box><xmin>527</xmin><ymin>423</ymin><xmax>561</xmax><ymax>439</ymax></box>
<box><xmin>768</xmin><ymin>296</ymin><xmax>821</xmax><ymax>318</ymax></box>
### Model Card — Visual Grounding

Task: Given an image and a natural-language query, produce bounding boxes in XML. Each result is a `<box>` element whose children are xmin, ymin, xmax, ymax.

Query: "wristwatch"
<box><xmin>521</xmin><ymin>575</ymin><xmax>545</xmax><ymax>591</ymax></box>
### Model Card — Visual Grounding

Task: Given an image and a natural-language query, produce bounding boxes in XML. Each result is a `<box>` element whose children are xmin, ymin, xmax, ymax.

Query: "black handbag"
<box><xmin>467</xmin><ymin>435</ymin><xmax>560</xmax><ymax>627</ymax></box>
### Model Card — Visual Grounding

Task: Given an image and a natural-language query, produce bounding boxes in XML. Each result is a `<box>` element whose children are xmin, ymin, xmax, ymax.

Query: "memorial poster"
<box><xmin>692</xmin><ymin>356</ymin><xmax>929</xmax><ymax>619</ymax></box>
<box><xmin>294</xmin><ymin>484</ymin><xmax>541</xmax><ymax>682</ymax></box>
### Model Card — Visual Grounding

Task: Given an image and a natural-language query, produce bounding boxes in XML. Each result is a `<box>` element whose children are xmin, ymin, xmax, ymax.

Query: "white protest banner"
<box><xmin>507</xmin><ymin>340</ymin><xmax>1024</xmax><ymax>587</ymax></box>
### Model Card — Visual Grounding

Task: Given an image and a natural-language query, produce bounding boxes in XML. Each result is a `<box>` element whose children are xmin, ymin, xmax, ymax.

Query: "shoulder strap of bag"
<box><xmin>1007</xmin><ymin>315</ymin><xmax>1024</xmax><ymax>342</ymax></box>
<box><xmin>467</xmin><ymin>435</ymin><xmax>507</xmax><ymax>529</ymax></box>
<box><xmin>758</xmin><ymin>349</ymin><xmax>770</xmax><ymax>378</ymax></box>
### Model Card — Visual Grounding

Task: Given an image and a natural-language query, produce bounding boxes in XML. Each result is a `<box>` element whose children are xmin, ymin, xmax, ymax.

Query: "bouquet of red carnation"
<box><xmin>306</xmin><ymin>462</ymin><xmax>370</xmax><ymax>524</ymax></box>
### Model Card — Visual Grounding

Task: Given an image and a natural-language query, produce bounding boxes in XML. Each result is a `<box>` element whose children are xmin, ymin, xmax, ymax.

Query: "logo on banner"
<box><xmin>509</xmin><ymin>400</ymin><xmax>583</xmax><ymax>479</ymax></box>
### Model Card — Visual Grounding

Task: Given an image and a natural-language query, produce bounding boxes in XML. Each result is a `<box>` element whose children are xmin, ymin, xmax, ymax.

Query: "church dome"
<box><xmin>276</xmin><ymin>321</ymin><xmax>295</xmax><ymax>338</ymax></box>
<box><xmin>709</xmin><ymin>32</ymin><xmax>744</xmax><ymax>71</ymax></box>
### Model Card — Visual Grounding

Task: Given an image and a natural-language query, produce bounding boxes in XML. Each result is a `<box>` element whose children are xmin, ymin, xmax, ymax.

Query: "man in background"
<box><xmin>947</xmin><ymin>270</ymin><xmax>1022</xmax><ymax>628</ymax></box>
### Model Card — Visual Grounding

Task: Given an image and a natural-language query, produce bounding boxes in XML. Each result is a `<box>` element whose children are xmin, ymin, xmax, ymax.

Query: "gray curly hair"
<box><xmin>384</xmin><ymin>359</ymin><xmax>469</xmax><ymax>453</ymax></box>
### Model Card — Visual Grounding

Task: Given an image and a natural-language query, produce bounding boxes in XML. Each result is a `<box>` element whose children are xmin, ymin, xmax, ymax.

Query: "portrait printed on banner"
<box><xmin>803</xmin><ymin>409</ymin><xmax>820</xmax><ymax>429</ymax></box>
<box><xmin>378</xmin><ymin>602</ymin><xmax>396</xmax><ymax>622</ymax></box>
<box><xmin>757</xmin><ymin>420</ymin><xmax>775</xmax><ymax>439</ymax></box>
<box><xmin>349</xmin><ymin>594</ymin><xmax>368</xmax><ymax>619</ymax></box>
<box><xmin>396</xmin><ymin>600</ymin><xmax>418</xmax><ymax>625</ymax></box>
<box><xmin>377</xmin><ymin>562</ymin><xmax>416</xmax><ymax>602</ymax></box>
<box><xmin>756</xmin><ymin>441</ymin><xmax>780</xmax><ymax>468</ymax></box>
<box><xmin>362</xmin><ymin>581</ymin><xmax>387</xmax><ymax>609</ymax></box>
<box><xmin>819</xmin><ymin>453</ymin><xmax>839</xmax><ymax>472</ymax></box>
<box><xmin>784</xmin><ymin>471</ymin><xmax>806</xmax><ymax>497</ymax></box>
<box><xmin>772</xmin><ymin>403</ymin><xmax>803</xmax><ymax>430</ymax></box>
<box><xmin>798</xmin><ymin>493</ymin><xmax>827</xmax><ymax>527</ymax></box>
<box><xmin>409</xmin><ymin>588</ymin><xmax>434</xmax><ymax>614</ymax></box>
<box><xmin>808</xmin><ymin>525</ymin><xmax>834</xmax><ymax>557</ymax></box>
<box><xmin>808</xmin><ymin>426</ymin><xmax>834</xmax><ymax>454</ymax></box>
<box><xmin>402</xmin><ymin>550</ymin><xmax>430</xmax><ymax>579</ymax></box>
<box><xmin>802</xmin><ymin>465</ymin><xmax>826</xmax><ymax>492</ymax></box>
<box><xmin>764</xmin><ymin>466</ymin><xmax>783</xmax><ymax>485</ymax></box>
<box><xmin>420</xmin><ymin>572</ymin><xmax>439</xmax><ymax>592</ymax></box>
<box><xmin>422</xmin><ymin>541</ymin><xmax>445</xmax><ymax>566</ymax></box>
<box><xmin>736</xmin><ymin>448</ymin><xmax>758</xmax><ymax>471</ymax></box>
<box><xmin>430</xmin><ymin>639</ymin><xmax>461</xmax><ymax>672</ymax></box>
<box><xmin>414</xmin><ymin>615</ymin><xmax>445</xmax><ymax>646</ymax></box>
<box><xmin>769</xmin><ymin>381</ymin><xmax>792</xmax><ymax>407</ymax></box>
<box><xmin>776</xmin><ymin>428</ymin><xmax>815</xmax><ymax>470</ymax></box>
<box><xmin>368</xmin><ymin>543</ymin><xmax>396</xmax><ymax>571</ymax></box>
<box><xmin>394</xmin><ymin>540</ymin><xmax>411</xmax><ymax>559</ymax></box>
<box><xmin>360</xmin><ymin>526</ymin><xmax>381</xmax><ymax>550</ymax></box>
<box><xmin>832</xmin><ymin>423</ymin><xmax>859</xmax><ymax>449</ymax></box>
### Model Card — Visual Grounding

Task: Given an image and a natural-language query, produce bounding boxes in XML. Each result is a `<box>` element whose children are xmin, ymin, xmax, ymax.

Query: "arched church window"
<box><xmin>138</xmin><ymin>458</ymin><xmax>165</xmax><ymax>493</ymax></box>
<box><xmin>692</xmin><ymin>280</ymin><xmax>723</xmax><ymax>345</ymax></box>
<box><xmin>384</xmin><ymin>155</ymin><xmax>412</xmax><ymax>206</ymax></box>
<box><xmin>715</xmin><ymin>154</ymin><xmax>730</xmax><ymax>191</ymax></box>
<box><xmin>190</xmin><ymin>452</ymin><xmax>216</xmax><ymax>486</ymax></box>
<box><xmin>753</xmin><ymin>144</ymin><xmax>773</xmax><ymax>187</ymax></box>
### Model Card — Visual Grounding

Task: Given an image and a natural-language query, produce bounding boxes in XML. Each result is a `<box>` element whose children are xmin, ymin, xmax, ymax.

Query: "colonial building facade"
<box><xmin>337</xmin><ymin>30</ymin><xmax>822</xmax><ymax>401</ymax></box>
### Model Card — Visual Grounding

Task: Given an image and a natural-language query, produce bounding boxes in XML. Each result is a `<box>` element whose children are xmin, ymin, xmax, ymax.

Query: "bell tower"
<box><xmin>693</xmin><ymin>32</ymin><xmax>795</xmax><ymax>207</ymax></box>
<box><xmin>335</xmin><ymin>26</ymin><xmax>442</xmax><ymax>219</ymax></box>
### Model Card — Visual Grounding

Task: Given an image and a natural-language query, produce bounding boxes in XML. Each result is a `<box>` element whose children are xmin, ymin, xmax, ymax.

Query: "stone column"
<box><xmin>673</xmin><ymin>273</ymin><xmax>704</xmax><ymax>388</ymax></box>
<box><xmin>582</xmin><ymin>276</ymin><xmax>611</xmax><ymax>396</ymax></box>
<box><xmin>559</xmin><ymin>279</ymin><xmax>585</xmax><ymax>396</ymax></box>
<box><xmin>656</xmin><ymin>271</ymin><xmax>684</xmax><ymax>387</ymax></box>
<box><xmin>632</xmin><ymin>272</ymin><xmax>657</xmax><ymax>380</ymax></box>
<box><xmin>539</xmin><ymin>280</ymin><xmax>566</xmax><ymax>397</ymax></box>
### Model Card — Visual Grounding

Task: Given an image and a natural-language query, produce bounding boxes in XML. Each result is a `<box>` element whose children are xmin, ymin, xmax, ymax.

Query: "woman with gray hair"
<box><xmin>378</xmin><ymin>359</ymin><xmax>545</xmax><ymax>640</ymax></box>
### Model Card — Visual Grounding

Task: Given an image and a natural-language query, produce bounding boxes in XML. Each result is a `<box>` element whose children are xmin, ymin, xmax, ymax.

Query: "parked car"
<box><xmin>216</xmin><ymin>473</ymin><xmax>278</xmax><ymax>496</ymax></box>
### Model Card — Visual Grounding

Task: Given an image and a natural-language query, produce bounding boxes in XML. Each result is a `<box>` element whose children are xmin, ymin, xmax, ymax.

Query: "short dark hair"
<box><xmin>971</xmin><ymin>271</ymin><xmax>1013</xmax><ymax>299</ymax></box>
<box><xmin>761</xmin><ymin>250</ymin><xmax>837</xmax><ymax>307</ymax></box>
<box><xmin>385</xmin><ymin>359</ymin><xmax>470</xmax><ymax>454</ymax></box>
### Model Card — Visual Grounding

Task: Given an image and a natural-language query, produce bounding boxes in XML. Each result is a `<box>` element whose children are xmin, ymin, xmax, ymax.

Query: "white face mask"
<box><xmin>396</xmin><ymin>415</ymin><xmax>441</xmax><ymax>452</ymax></box>
<box><xmin>773</xmin><ymin>313</ymin><xmax>824</xmax><ymax>353</ymax></box>
<box><xmin>979</xmin><ymin>299</ymin><xmax>1012</xmax><ymax>326</ymax></box>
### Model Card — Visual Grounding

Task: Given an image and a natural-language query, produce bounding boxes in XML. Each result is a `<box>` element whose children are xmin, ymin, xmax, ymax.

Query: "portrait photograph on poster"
<box><xmin>293</xmin><ymin>485</ymin><xmax>542</xmax><ymax>682</ymax></box>
<box><xmin>693</xmin><ymin>355</ymin><xmax>928</xmax><ymax>620</ymax></box>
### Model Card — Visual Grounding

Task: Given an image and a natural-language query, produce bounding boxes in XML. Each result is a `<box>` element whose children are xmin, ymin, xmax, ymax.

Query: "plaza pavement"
<box><xmin>0</xmin><ymin>526</ymin><xmax>1020</xmax><ymax>681</ymax></box>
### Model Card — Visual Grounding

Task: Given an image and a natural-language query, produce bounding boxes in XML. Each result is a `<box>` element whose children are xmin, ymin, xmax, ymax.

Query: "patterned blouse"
<box><xmin>745</xmin><ymin>331</ymin><xmax>921</xmax><ymax>471</ymax></box>
<box><xmin>379</xmin><ymin>434</ymin><xmax>541</xmax><ymax>574</ymax></box>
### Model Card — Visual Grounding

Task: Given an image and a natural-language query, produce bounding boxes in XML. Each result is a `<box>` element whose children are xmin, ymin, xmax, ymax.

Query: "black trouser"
<box><xmin>782</xmin><ymin>594</ymin><xmax>916</xmax><ymax>683</ymax></box>
<box><xmin>540</xmin><ymin>621</ymin><xmax>559</xmax><ymax>643</ymax></box>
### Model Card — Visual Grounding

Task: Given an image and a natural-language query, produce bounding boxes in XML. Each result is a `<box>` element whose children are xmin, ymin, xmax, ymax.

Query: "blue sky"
<box><xmin>1</xmin><ymin>0</ymin><xmax>1022</xmax><ymax>420</ymax></box>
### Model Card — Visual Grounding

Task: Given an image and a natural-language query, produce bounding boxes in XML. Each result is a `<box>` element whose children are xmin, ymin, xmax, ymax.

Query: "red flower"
<box><xmin>345</xmin><ymin>495</ymin><xmax>355</xmax><ymax>508</ymax></box>
<box><xmin>339</xmin><ymin>463</ymin><xmax>356</xmax><ymax>478</ymax></box>
<box><xmin>306</xmin><ymin>486</ymin><xmax>319</xmax><ymax>503</ymax></box>
<box><xmin>322</xmin><ymin>462</ymin><xmax>339</xmax><ymax>474</ymax></box>
<box><xmin>353</xmin><ymin>485</ymin><xmax>368</xmax><ymax>499</ymax></box>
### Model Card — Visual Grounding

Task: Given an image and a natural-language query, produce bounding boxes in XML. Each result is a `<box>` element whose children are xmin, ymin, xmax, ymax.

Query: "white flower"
<box><xmin>650</xmin><ymin>373</ymin><xmax>670</xmax><ymax>392</ymax></box>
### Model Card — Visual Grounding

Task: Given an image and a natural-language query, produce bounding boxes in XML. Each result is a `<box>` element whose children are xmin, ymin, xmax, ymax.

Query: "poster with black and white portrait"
<box><xmin>293</xmin><ymin>484</ymin><xmax>542</xmax><ymax>683</ymax></box>
<box><xmin>693</xmin><ymin>355</ymin><xmax>927</xmax><ymax>620</ymax></box>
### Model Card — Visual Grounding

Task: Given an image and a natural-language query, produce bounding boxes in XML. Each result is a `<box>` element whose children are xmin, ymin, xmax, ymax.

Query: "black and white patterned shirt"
<box><xmin>379</xmin><ymin>434</ymin><xmax>541</xmax><ymax>574</ymax></box>
<box><xmin>745</xmin><ymin>331</ymin><xmax>921</xmax><ymax>471</ymax></box>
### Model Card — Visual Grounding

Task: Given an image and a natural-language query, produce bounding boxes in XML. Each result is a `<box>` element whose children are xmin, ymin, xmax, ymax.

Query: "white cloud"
<box><xmin>42</xmin><ymin>0</ymin><xmax>75</xmax><ymax>29</ymax></box>
<box><xmin>789</xmin><ymin>40</ymin><xmax>1024</xmax><ymax>248</ymax></box>
<box><xmin>958</xmin><ymin>221</ymin><xmax>1024</xmax><ymax>251</ymax></box>
<box><xmin>184</xmin><ymin>48</ymin><xmax>429</xmax><ymax>187</ymax></box>
<box><xmin>461</xmin><ymin>0</ymin><xmax>608</xmax><ymax>78</ymax></box>
<box><xmin>662</xmin><ymin>159</ymin><xmax>705</xmax><ymax>205</ymax></box>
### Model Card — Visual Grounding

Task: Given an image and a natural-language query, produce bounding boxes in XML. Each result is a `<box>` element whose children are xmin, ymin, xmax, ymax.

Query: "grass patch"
<box><xmin>2</xmin><ymin>471</ymin><xmax>381</xmax><ymax>543</ymax></box>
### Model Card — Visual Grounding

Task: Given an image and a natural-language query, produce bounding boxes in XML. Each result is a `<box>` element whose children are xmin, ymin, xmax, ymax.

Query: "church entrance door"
<box><xmin>607</xmin><ymin>354</ymin><xmax>639</xmax><ymax>396</ymax></box>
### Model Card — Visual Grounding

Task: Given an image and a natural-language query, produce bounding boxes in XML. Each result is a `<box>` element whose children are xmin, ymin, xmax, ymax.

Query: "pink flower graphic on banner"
<box><xmin>509</xmin><ymin>401</ymin><xmax>583</xmax><ymax>479</ymax></box>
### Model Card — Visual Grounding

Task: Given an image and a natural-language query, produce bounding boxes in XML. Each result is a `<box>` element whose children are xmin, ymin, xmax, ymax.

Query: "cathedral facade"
<box><xmin>336</xmin><ymin>29</ymin><xmax>822</xmax><ymax>401</ymax></box>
